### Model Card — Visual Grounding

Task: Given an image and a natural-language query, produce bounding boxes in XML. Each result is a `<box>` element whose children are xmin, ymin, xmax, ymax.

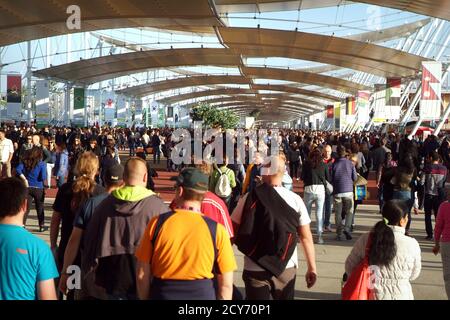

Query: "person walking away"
<box><xmin>0</xmin><ymin>129</ymin><xmax>14</xmax><ymax>178</ymax></box>
<box><xmin>287</xmin><ymin>142</ymin><xmax>302</xmax><ymax>181</ymax></box>
<box><xmin>19</xmin><ymin>135</ymin><xmax>33</xmax><ymax>162</ymax></box>
<box><xmin>67</xmin><ymin>136</ymin><xmax>85</xmax><ymax>183</ymax></box>
<box><xmin>370</xmin><ymin>138</ymin><xmax>391</xmax><ymax>174</ymax></box>
<box><xmin>332</xmin><ymin>145</ymin><xmax>357</xmax><ymax>241</ymax></box>
<box><xmin>100</xmin><ymin>146</ymin><xmax>119</xmax><ymax>187</ymax></box>
<box><xmin>16</xmin><ymin>147</ymin><xmax>47</xmax><ymax>231</ymax></box>
<box><xmin>136</xmin><ymin>167</ymin><xmax>237</xmax><ymax>300</ymax></box>
<box><xmin>344</xmin><ymin>200</ymin><xmax>421</xmax><ymax>300</ymax></box>
<box><xmin>50</xmin><ymin>151</ymin><xmax>104</xmax><ymax>300</ymax></box>
<box><xmin>232</xmin><ymin>155</ymin><xmax>317</xmax><ymax>300</ymax></box>
<box><xmin>376</xmin><ymin>152</ymin><xmax>397</xmax><ymax>212</ymax></box>
<box><xmin>58</xmin><ymin>164</ymin><xmax>124</xmax><ymax>299</ymax></box>
<box><xmin>301</xmin><ymin>149</ymin><xmax>329</xmax><ymax>244</ymax></box>
<box><xmin>390</xmin><ymin>155</ymin><xmax>416</xmax><ymax>235</ymax></box>
<box><xmin>210</xmin><ymin>156</ymin><xmax>236</xmax><ymax>208</ymax></box>
<box><xmin>323</xmin><ymin>145</ymin><xmax>334</xmax><ymax>232</ymax></box>
<box><xmin>54</xmin><ymin>142</ymin><xmax>69</xmax><ymax>189</ymax></box>
<box><xmin>422</xmin><ymin>151</ymin><xmax>448</xmax><ymax>240</ymax></box>
<box><xmin>0</xmin><ymin>177</ymin><xmax>58</xmax><ymax>300</ymax></box>
<box><xmin>433</xmin><ymin>200</ymin><xmax>450</xmax><ymax>299</ymax></box>
<box><xmin>242</xmin><ymin>151</ymin><xmax>263</xmax><ymax>194</ymax></box>
<box><xmin>227</xmin><ymin>149</ymin><xmax>246</xmax><ymax>213</ymax></box>
<box><xmin>151</xmin><ymin>130</ymin><xmax>161</xmax><ymax>164</ymax></box>
<box><xmin>82</xmin><ymin>157</ymin><xmax>169</xmax><ymax>300</ymax></box>
<box><xmin>45</xmin><ymin>139</ymin><xmax>56</xmax><ymax>188</ymax></box>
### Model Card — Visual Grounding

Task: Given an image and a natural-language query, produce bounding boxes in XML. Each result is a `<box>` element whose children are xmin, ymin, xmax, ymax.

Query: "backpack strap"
<box><xmin>202</xmin><ymin>216</ymin><xmax>219</xmax><ymax>274</ymax></box>
<box><xmin>151</xmin><ymin>211</ymin><xmax>175</xmax><ymax>247</ymax></box>
<box><xmin>151</xmin><ymin>211</ymin><xmax>219</xmax><ymax>274</ymax></box>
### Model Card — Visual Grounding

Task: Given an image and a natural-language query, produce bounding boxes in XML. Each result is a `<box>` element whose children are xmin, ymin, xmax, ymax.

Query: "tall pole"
<box><xmin>27</xmin><ymin>41</ymin><xmax>32</xmax><ymax>125</ymax></box>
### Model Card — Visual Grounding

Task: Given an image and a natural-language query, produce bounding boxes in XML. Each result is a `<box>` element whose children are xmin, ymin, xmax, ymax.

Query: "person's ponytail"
<box><xmin>70</xmin><ymin>152</ymin><xmax>99</xmax><ymax>212</ymax></box>
<box><xmin>368</xmin><ymin>221</ymin><xmax>396</xmax><ymax>267</ymax></box>
<box><xmin>368</xmin><ymin>199</ymin><xmax>408</xmax><ymax>267</ymax></box>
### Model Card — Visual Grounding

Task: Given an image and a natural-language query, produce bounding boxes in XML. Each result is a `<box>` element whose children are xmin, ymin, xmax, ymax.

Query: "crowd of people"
<box><xmin>0</xmin><ymin>122</ymin><xmax>450</xmax><ymax>300</ymax></box>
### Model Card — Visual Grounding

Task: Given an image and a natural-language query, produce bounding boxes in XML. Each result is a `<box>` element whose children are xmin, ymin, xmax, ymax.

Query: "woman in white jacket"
<box><xmin>345</xmin><ymin>200</ymin><xmax>422</xmax><ymax>300</ymax></box>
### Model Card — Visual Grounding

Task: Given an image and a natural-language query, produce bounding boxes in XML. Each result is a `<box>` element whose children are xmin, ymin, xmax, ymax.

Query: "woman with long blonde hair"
<box><xmin>50</xmin><ymin>151</ymin><xmax>105</xmax><ymax>300</ymax></box>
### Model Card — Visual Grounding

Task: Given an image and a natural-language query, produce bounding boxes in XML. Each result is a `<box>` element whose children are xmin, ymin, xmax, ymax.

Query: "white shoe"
<box><xmin>318</xmin><ymin>236</ymin><xmax>324</xmax><ymax>244</ymax></box>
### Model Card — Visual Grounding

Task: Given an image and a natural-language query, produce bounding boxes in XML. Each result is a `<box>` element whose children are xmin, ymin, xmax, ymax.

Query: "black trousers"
<box><xmin>24</xmin><ymin>187</ymin><xmax>45</xmax><ymax>227</ymax></box>
<box><xmin>289</xmin><ymin>161</ymin><xmax>300</xmax><ymax>179</ymax></box>
<box><xmin>424</xmin><ymin>194</ymin><xmax>444</xmax><ymax>237</ymax></box>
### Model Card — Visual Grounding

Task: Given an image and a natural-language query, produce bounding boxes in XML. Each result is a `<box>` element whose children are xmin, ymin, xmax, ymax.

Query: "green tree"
<box><xmin>190</xmin><ymin>103</ymin><xmax>240</xmax><ymax>129</ymax></box>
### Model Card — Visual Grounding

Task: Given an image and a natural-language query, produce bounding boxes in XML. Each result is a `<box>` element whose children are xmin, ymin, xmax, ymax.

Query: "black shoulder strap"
<box><xmin>202</xmin><ymin>216</ymin><xmax>219</xmax><ymax>274</ymax></box>
<box><xmin>151</xmin><ymin>211</ymin><xmax>175</xmax><ymax>247</ymax></box>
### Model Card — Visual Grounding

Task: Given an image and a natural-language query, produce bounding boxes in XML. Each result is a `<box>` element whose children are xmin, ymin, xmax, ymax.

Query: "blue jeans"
<box><xmin>304</xmin><ymin>190</ymin><xmax>325</xmax><ymax>234</ymax></box>
<box><xmin>323</xmin><ymin>193</ymin><xmax>332</xmax><ymax>228</ymax></box>
<box><xmin>57</xmin><ymin>175</ymin><xmax>65</xmax><ymax>188</ymax></box>
<box><xmin>392</xmin><ymin>190</ymin><xmax>414</xmax><ymax>231</ymax></box>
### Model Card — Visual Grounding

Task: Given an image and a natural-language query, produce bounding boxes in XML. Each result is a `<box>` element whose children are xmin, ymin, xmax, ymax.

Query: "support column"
<box><xmin>26</xmin><ymin>41</ymin><xmax>32</xmax><ymax>125</ymax></box>
<box><xmin>64</xmin><ymin>83</ymin><xmax>72</xmax><ymax>126</ymax></box>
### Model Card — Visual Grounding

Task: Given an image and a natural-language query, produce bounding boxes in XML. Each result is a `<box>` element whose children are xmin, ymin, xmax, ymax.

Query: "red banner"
<box><xmin>7</xmin><ymin>75</ymin><xmax>21</xmax><ymax>103</ymax></box>
<box><xmin>326</xmin><ymin>105</ymin><xmax>334</xmax><ymax>118</ymax></box>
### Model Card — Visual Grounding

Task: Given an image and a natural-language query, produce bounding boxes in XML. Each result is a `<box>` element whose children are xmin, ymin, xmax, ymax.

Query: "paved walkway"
<box><xmin>29</xmin><ymin>201</ymin><xmax>446</xmax><ymax>300</ymax></box>
<box><xmin>29</xmin><ymin>153</ymin><xmax>447</xmax><ymax>299</ymax></box>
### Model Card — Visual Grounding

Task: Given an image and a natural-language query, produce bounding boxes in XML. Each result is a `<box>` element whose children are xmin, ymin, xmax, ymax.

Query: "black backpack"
<box><xmin>235</xmin><ymin>183</ymin><xmax>300</xmax><ymax>277</ymax></box>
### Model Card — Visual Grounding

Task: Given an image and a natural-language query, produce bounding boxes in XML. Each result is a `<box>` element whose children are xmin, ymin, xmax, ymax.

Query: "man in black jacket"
<box><xmin>231</xmin><ymin>155</ymin><xmax>317</xmax><ymax>300</ymax></box>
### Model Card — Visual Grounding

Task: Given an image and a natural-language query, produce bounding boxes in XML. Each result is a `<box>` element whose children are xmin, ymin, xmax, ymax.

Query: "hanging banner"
<box><xmin>346</xmin><ymin>96</ymin><xmax>356</xmax><ymax>115</ymax></box>
<box><xmin>357</xmin><ymin>91</ymin><xmax>370</xmax><ymax>124</ymax></box>
<box><xmin>372</xmin><ymin>84</ymin><xmax>386</xmax><ymax>123</ymax></box>
<box><xmin>345</xmin><ymin>96</ymin><xmax>356</xmax><ymax>129</ymax></box>
<box><xmin>103</xmin><ymin>92</ymin><xmax>115</xmax><ymax>122</ymax></box>
<box><xmin>385</xmin><ymin>77</ymin><xmax>401</xmax><ymax>120</ymax></box>
<box><xmin>7</xmin><ymin>75</ymin><xmax>22</xmax><ymax>119</ymax></box>
<box><xmin>135</xmin><ymin>99</ymin><xmax>143</xmax><ymax>123</ymax></box>
<box><xmin>334</xmin><ymin>102</ymin><xmax>340</xmax><ymax>131</ymax></box>
<box><xmin>74</xmin><ymin>88</ymin><xmax>85</xmax><ymax>110</ymax></box>
<box><xmin>158</xmin><ymin>105</ymin><xmax>165</xmax><ymax>127</ymax></box>
<box><xmin>116</xmin><ymin>95</ymin><xmax>127</xmax><ymax>126</ymax></box>
<box><xmin>340</xmin><ymin>99</ymin><xmax>347</xmax><ymax>131</ymax></box>
<box><xmin>420</xmin><ymin>61</ymin><xmax>442</xmax><ymax>120</ymax></box>
<box><xmin>35</xmin><ymin>80</ymin><xmax>50</xmax><ymax>126</ymax></box>
<box><xmin>73</xmin><ymin>88</ymin><xmax>85</xmax><ymax>126</ymax></box>
<box><xmin>326</xmin><ymin>105</ymin><xmax>334</xmax><ymax>118</ymax></box>
<box><xmin>151</xmin><ymin>101</ymin><xmax>159</xmax><ymax>127</ymax></box>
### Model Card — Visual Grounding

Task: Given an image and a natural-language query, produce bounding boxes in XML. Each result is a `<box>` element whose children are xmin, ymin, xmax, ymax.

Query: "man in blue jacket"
<box><xmin>332</xmin><ymin>145</ymin><xmax>357</xmax><ymax>241</ymax></box>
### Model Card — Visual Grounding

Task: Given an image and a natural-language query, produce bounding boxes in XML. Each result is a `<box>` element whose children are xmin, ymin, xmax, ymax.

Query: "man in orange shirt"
<box><xmin>135</xmin><ymin>168</ymin><xmax>237</xmax><ymax>300</ymax></box>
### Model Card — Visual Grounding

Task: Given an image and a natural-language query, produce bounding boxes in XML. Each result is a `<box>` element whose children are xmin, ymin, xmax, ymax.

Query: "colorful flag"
<box><xmin>74</xmin><ymin>88</ymin><xmax>85</xmax><ymax>110</ymax></box>
<box><xmin>326</xmin><ymin>105</ymin><xmax>334</xmax><ymax>118</ymax></box>
<box><xmin>346</xmin><ymin>97</ymin><xmax>356</xmax><ymax>115</ymax></box>
<box><xmin>7</xmin><ymin>75</ymin><xmax>22</xmax><ymax>119</ymax></box>
<box><xmin>7</xmin><ymin>75</ymin><xmax>21</xmax><ymax>103</ymax></box>
<box><xmin>420</xmin><ymin>61</ymin><xmax>442</xmax><ymax>120</ymax></box>
<box><xmin>334</xmin><ymin>102</ymin><xmax>340</xmax><ymax>131</ymax></box>
<box><xmin>385</xmin><ymin>78</ymin><xmax>401</xmax><ymax>120</ymax></box>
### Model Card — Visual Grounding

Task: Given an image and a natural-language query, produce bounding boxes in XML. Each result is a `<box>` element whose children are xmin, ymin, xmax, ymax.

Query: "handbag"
<box><xmin>342</xmin><ymin>234</ymin><xmax>373</xmax><ymax>300</ymax></box>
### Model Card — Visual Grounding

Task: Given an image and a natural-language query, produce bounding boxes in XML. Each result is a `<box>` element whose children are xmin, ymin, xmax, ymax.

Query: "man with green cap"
<box><xmin>135</xmin><ymin>167</ymin><xmax>237</xmax><ymax>300</ymax></box>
